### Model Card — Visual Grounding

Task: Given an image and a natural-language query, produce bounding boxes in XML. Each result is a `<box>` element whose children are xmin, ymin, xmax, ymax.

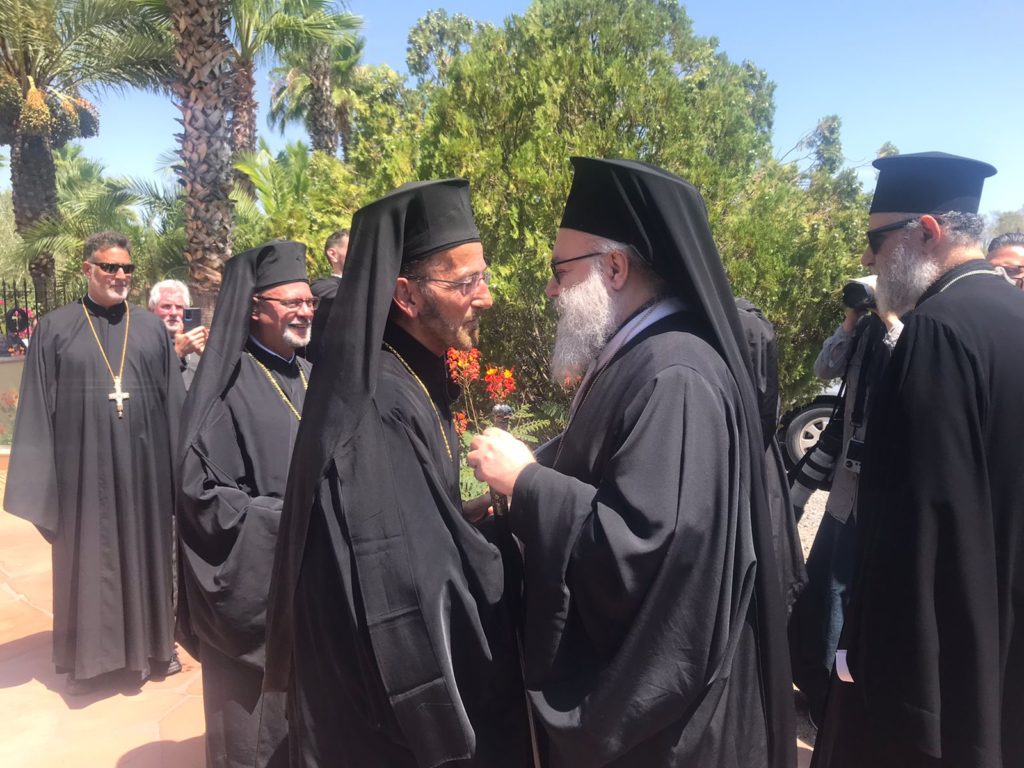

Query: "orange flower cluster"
<box><xmin>453</xmin><ymin>411</ymin><xmax>469</xmax><ymax>436</ymax></box>
<box><xmin>0</xmin><ymin>389</ymin><xmax>18</xmax><ymax>410</ymax></box>
<box><xmin>485</xmin><ymin>366</ymin><xmax>516</xmax><ymax>402</ymax></box>
<box><xmin>446</xmin><ymin>347</ymin><xmax>481</xmax><ymax>386</ymax></box>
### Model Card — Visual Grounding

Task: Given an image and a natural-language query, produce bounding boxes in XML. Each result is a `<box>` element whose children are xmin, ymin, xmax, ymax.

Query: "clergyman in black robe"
<box><xmin>177</xmin><ymin>241</ymin><xmax>313</xmax><ymax>768</ymax></box>
<box><xmin>4</xmin><ymin>230</ymin><xmax>183</xmax><ymax>690</ymax></box>
<box><xmin>735</xmin><ymin>297</ymin><xmax>807</xmax><ymax>612</ymax></box>
<box><xmin>469</xmin><ymin>158</ymin><xmax>795</xmax><ymax>768</ymax></box>
<box><xmin>306</xmin><ymin>229</ymin><xmax>347</xmax><ymax>364</ymax></box>
<box><xmin>812</xmin><ymin>152</ymin><xmax>1024</xmax><ymax>767</ymax></box>
<box><xmin>263</xmin><ymin>180</ymin><xmax>531</xmax><ymax>767</ymax></box>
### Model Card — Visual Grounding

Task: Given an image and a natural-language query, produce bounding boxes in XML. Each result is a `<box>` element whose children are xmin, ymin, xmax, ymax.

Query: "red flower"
<box><xmin>447</xmin><ymin>347</ymin><xmax>481</xmax><ymax>385</ymax></box>
<box><xmin>484</xmin><ymin>366</ymin><xmax>516</xmax><ymax>402</ymax></box>
<box><xmin>453</xmin><ymin>411</ymin><xmax>468</xmax><ymax>436</ymax></box>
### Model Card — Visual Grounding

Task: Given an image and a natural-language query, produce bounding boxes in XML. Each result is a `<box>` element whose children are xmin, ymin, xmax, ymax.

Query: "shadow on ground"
<box><xmin>115</xmin><ymin>735</ymin><xmax>205</xmax><ymax>767</ymax></box>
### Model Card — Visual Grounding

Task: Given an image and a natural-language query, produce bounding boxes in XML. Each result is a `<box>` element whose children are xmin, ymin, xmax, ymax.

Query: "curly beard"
<box><xmin>875</xmin><ymin>238</ymin><xmax>942</xmax><ymax>316</ymax></box>
<box><xmin>550</xmin><ymin>267</ymin><xmax>617</xmax><ymax>384</ymax></box>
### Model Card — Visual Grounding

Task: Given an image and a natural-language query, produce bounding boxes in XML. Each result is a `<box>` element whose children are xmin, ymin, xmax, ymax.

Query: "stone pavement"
<box><xmin>0</xmin><ymin>469</ymin><xmax>818</xmax><ymax>767</ymax></box>
<box><xmin>0</xmin><ymin>475</ymin><xmax>204</xmax><ymax>768</ymax></box>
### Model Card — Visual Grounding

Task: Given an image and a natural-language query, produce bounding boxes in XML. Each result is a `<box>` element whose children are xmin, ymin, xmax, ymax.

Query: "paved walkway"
<box><xmin>0</xmin><ymin>470</ymin><xmax>818</xmax><ymax>767</ymax></box>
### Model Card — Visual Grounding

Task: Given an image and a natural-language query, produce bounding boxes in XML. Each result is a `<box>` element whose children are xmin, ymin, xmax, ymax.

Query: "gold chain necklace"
<box><xmin>382</xmin><ymin>341</ymin><xmax>453</xmax><ymax>461</ymax></box>
<box><xmin>246</xmin><ymin>352</ymin><xmax>308</xmax><ymax>421</ymax></box>
<box><xmin>82</xmin><ymin>301</ymin><xmax>131</xmax><ymax>418</ymax></box>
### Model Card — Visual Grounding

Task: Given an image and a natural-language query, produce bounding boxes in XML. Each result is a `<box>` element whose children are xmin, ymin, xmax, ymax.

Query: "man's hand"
<box><xmin>467</xmin><ymin>428</ymin><xmax>535</xmax><ymax>497</ymax></box>
<box><xmin>462</xmin><ymin>494</ymin><xmax>493</xmax><ymax>524</ymax></box>
<box><xmin>840</xmin><ymin>307</ymin><xmax>865</xmax><ymax>334</ymax></box>
<box><xmin>175</xmin><ymin>326</ymin><xmax>208</xmax><ymax>357</ymax></box>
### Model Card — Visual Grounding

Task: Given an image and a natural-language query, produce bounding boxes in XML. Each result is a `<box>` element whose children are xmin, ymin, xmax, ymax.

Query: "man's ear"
<box><xmin>392</xmin><ymin>277</ymin><xmax>419</xmax><ymax>319</ymax></box>
<box><xmin>605</xmin><ymin>249</ymin><xmax>630</xmax><ymax>290</ymax></box>
<box><xmin>251</xmin><ymin>296</ymin><xmax>260</xmax><ymax>321</ymax></box>
<box><xmin>919</xmin><ymin>214</ymin><xmax>942</xmax><ymax>247</ymax></box>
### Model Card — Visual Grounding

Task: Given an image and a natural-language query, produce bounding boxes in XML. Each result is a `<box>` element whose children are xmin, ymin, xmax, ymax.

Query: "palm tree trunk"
<box><xmin>307</xmin><ymin>44</ymin><xmax>338</xmax><ymax>156</ymax></box>
<box><xmin>10</xmin><ymin>132</ymin><xmax>59</xmax><ymax>304</ymax></box>
<box><xmin>229</xmin><ymin>58</ymin><xmax>258</xmax><ymax>195</ymax></box>
<box><xmin>168</xmin><ymin>0</ymin><xmax>235</xmax><ymax>313</ymax></box>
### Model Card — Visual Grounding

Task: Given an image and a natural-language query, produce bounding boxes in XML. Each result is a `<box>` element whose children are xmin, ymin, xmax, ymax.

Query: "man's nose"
<box><xmin>545</xmin><ymin>276</ymin><xmax>560</xmax><ymax>299</ymax></box>
<box><xmin>297</xmin><ymin>302</ymin><xmax>315</xmax><ymax>318</ymax></box>
<box><xmin>472</xmin><ymin>282</ymin><xmax>494</xmax><ymax>310</ymax></box>
<box><xmin>862</xmin><ymin>246</ymin><xmax>875</xmax><ymax>270</ymax></box>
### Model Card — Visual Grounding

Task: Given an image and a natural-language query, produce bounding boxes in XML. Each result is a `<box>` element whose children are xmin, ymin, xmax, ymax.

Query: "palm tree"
<box><xmin>0</xmin><ymin>0</ymin><xmax>173</xmax><ymax>300</ymax></box>
<box><xmin>164</xmin><ymin>0</ymin><xmax>234</xmax><ymax>312</ymax></box>
<box><xmin>227</xmin><ymin>0</ymin><xmax>359</xmax><ymax>156</ymax></box>
<box><xmin>268</xmin><ymin>35</ymin><xmax>363</xmax><ymax>158</ymax></box>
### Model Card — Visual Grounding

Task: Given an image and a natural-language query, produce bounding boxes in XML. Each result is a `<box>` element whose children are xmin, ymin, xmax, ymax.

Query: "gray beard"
<box><xmin>875</xmin><ymin>239</ymin><xmax>942</xmax><ymax>316</ymax></box>
<box><xmin>550</xmin><ymin>268</ymin><xmax>618</xmax><ymax>385</ymax></box>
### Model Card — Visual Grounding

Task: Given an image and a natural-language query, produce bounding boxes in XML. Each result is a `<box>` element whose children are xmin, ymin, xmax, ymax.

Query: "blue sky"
<box><xmin>2</xmin><ymin>0</ymin><xmax>1021</xmax><ymax>218</ymax></box>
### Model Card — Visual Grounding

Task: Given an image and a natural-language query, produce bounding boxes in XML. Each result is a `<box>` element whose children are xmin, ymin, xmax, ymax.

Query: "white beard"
<box><xmin>550</xmin><ymin>267</ymin><xmax>618</xmax><ymax>384</ymax></box>
<box><xmin>283</xmin><ymin>324</ymin><xmax>311</xmax><ymax>348</ymax></box>
<box><xmin>875</xmin><ymin>238</ymin><xmax>942</xmax><ymax>316</ymax></box>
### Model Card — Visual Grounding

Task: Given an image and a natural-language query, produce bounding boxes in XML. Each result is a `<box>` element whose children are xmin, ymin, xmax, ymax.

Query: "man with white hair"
<box><xmin>812</xmin><ymin>153</ymin><xmax>1024</xmax><ymax>768</ymax></box>
<box><xmin>148</xmin><ymin>278</ymin><xmax>208</xmax><ymax>388</ymax></box>
<box><xmin>468</xmin><ymin>158</ymin><xmax>795</xmax><ymax>767</ymax></box>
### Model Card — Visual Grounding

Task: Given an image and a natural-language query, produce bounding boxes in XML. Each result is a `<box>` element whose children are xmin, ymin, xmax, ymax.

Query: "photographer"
<box><xmin>149</xmin><ymin>279</ymin><xmax>208</xmax><ymax>390</ymax></box>
<box><xmin>789</xmin><ymin>276</ymin><xmax>901</xmax><ymax>727</ymax></box>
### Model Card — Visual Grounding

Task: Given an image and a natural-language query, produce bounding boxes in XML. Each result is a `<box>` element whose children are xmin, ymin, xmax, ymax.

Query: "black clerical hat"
<box><xmin>870</xmin><ymin>152</ymin><xmax>996</xmax><ymax>215</ymax></box>
<box><xmin>253</xmin><ymin>240</ymin><xmax>309</xmax><ymax>290</ymax></box>
<box><xmin>391</xmin><ymin>179</ymin><xmax>481</xmax><ymax>263</ymax></box>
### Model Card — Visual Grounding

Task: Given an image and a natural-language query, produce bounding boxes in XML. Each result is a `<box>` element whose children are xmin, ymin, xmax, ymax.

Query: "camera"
<box><xmin>841</xmin><ymin>281</ymin><xmax>876</xmax><ymax>312</ymax></box>
<box><xmin>183</xmin><ymin>307</ymin><xmax>203</xmax><ymax>332</ymax></box>
<box><xmin>843</xmin><ymin>438</ymin><xmax>865</xmax><ymax>474</ymax></box>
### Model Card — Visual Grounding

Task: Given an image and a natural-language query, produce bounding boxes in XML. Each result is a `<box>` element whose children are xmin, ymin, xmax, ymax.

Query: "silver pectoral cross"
<box><xmin>109</xmin><ymin>375</ymin><xmax>130</xmax><ymax>418</ymax></box>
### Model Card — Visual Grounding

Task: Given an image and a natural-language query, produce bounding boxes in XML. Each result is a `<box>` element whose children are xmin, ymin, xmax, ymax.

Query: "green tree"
<box><xmin>268</xmin><ymin>35</ymin><xmax>364</xmax><ymax>158</ymax></box>
<box><xmin>0</xmin><ymin>0</ymin><xmax>173</xmax><ymax>296</ymax></box>
<box><xmin>988</xmin><ymin>206</ymin><xmax>1024</xmax><ymax>239</ymax></box>
<box><xmin>226</xmin><ymin>0</ymin><xmax>359</xmax><ymax>155</ymax></box>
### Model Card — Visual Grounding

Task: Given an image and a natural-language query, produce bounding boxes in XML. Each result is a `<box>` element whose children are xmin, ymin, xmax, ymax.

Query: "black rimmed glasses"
<box><xmin>413</xmin><ymin>270</ymin><xmax>491</xmax><ymax>296</ymax></box>
<box><xmin>255</xmin><ymin>295</ymin><xmax>321</xmax><ymax>310</ymax></box>
<box><xmin>866</xmin><ymin>217</ymin><xmax>919</xmax><ymax>255</ymax></box>
<box><xmin>549</xmin><ymin>251</ymin><xmax>602</xmax><ymax>283</ymax></box>
<box><xmin>91</xmin><ymin>262</ymin><xmax>136</xmax><ymax>275</ymax></box>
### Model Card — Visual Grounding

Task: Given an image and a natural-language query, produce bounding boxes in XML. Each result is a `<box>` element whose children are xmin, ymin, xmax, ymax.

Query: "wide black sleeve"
<box><xmin>511</xmin><ymin>364</ymin><xmax>754</xmax><ymax>697</ymax></box>
<box><xmin>3</xmin><ymin>316</ymin><xmax>60</xmax><ymax>535</ymax></box>
<box><xmin>177</xmin><ymin>397</ymin><xmax>283</xmax><ymax>663</ymax></box>
<box><xmin>852</xmin><ymin>314</ymin><xmax>1001</xmax><ymax>762</ymax></box>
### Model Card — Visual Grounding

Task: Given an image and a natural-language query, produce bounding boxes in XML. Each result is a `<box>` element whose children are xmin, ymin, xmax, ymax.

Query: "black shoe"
<box><xmin>66</xmin><ymin>674</ymin><xmax>99</xmax><ymax>696</ymax></box>
<box><xmin>166</xmin><ymin>651</ymin><xmax>182</xmax><ymax>676</ymax></box>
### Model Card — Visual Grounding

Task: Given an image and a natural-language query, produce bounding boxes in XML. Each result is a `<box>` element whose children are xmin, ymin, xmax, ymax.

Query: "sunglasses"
<box><xmin>866</xmin><ymin>217</ymin><xmax>919</xmax><ymax>255</ymax></box>
<box><xmin>91</xmin><ymin>261</ymin><xmax>136</xmax><ymax>275</ymax></box>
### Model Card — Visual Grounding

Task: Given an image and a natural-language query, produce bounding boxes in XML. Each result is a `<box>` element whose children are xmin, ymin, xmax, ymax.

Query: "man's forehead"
<box><xmin>92</xmin><ymin>246</ymin><xmax>131</xmax><ymax>261</ymax></box>
<box><xmin>260</xmin><ymin>280</ymin><xmax>312</xmax><ymax>298</ymax></box>
<box><xmin>157</xmin><ymin>290</ymin><xmax>186</xmax><ymax>305</ymax></box>
<box><xmin>552</xmin><ymin>227</ymin><xmax>600</xmax><ymax>256</ymax></box>
<box><xmin>989</xmin><ymin>245</ymin><xmax>1024</xmax><ymax>267</ymax></box>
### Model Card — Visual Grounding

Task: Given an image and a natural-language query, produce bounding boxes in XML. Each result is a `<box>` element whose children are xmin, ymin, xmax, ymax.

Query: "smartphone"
<box><xmin>183</xmin><ymin>307</ymin><xmax>203</xmax><ymax>332</ymax></box>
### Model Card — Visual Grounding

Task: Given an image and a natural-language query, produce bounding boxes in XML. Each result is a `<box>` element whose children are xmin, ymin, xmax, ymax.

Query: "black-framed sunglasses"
<box><xmin>91</xmin><ymin>261</ymin><xmax>136</xmax><ymax>275</ymax></box>
<box><xmin>866</xmin><ymin>217</ymin><xmax>919</xmax><ymax>255</ymax></box>
<box><xmin>549</xmin><ymin>251</ymin><xmax>603</xmax><ymax>283</ymax></box>
<box><xmin>413</xmin><ymin>270</ymin><xmax>491</xmax><ymax>296</ymax></box>
<box><xmin>255</xmin><ymin>295</ymin><xmax>321</xmax><ymax>310</ymax></box>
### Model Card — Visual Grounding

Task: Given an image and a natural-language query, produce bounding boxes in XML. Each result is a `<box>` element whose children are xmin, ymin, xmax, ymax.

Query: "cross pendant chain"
<box><xmin>108</xmin><ymin>375</ymin><xmax>130</xmax><ymax>418</ymax></box>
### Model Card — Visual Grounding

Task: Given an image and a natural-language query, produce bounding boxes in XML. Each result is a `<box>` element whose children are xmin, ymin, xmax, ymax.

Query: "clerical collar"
<box><xmin>83</xmin><ymin>294</ymin><xmax>126</xmax><ymax>320</ymax></box>
<box><xmin>917</xmin><ymin>258</ymin><xmax>1002</xmax><ymax>308</ymax></box>
<box><xmin>246</xmin><ymin>335</ymin><xmax>298</xmax><ymax>371</ymax></box>
<box><xmin>383</xmin><ymin>322</ymin><xmax>459</xmax><ymax>407</ymax></box>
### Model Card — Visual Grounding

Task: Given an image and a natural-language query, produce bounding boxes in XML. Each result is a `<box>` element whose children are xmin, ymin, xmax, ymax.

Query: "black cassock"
<box><xmin>812</xmin><ymin>260</ymin><xmax>1024</xmax><ymax>768</ymax></box>
<box><xmin>283</xmin><ymin>324</ymin><xmax>530</xmax><ymax>768</ymax></box>
<box><xmin>177</xmin><ymin>340</ymin><xmax>310</xmax><ymax>768</ymax></box>
<box><xmin>4</xmin><ymin>297</ymin><xmax>182</xmax><ymax>681</ymax></box>
<box><xmin>306</xmin><ymin>276</ymin><xmax>339</xmax><ymax>364</ymax></box>
<box><xmin>510</xmin><ymin>313</ymin><xmax>778</xmax><ymax>767</ymax></box>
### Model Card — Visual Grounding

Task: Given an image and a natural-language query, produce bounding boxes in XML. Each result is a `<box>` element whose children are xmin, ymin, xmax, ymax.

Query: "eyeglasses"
<box><xmin>550</xmin><ymin>251</ymin><xmax>602</xmax><ymax>283</ymax></box>
<box><xmin>413</xmin><ymin>270</ymin><xmax>491</xmax><ymax>296</ymax></box>
<box><xmin>91</xmin><ymin>262</ymin><xmax>136</xmax><ymax>275</ymax></box>
<box><xmin>255</xmin><ymin>295</ymin><xmax>320</xmax><ymax>310</ymax></box>
<box><xmin>866</xmin><ymin>217</ymin><xmax>919</xmax><ymax>255</ymax></box>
